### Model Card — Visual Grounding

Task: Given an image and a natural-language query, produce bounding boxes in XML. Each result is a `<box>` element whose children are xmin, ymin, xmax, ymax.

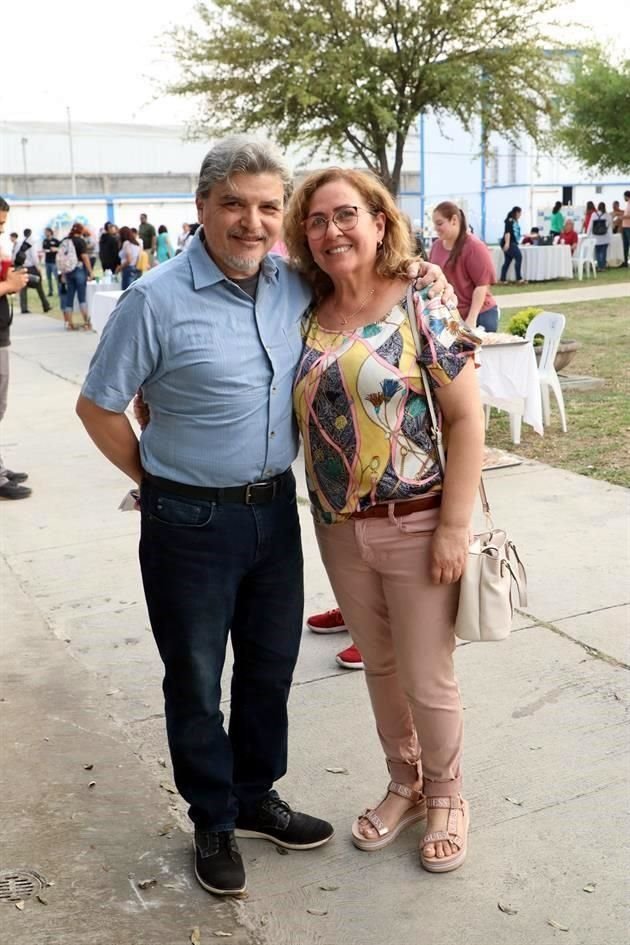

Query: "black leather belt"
<box><xmin>145</xmin><ymin>469</ymin><xmax>291</xmax><ymax>505</ymax></box>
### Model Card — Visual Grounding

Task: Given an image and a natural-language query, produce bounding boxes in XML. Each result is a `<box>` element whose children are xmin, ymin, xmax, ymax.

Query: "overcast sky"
<box><xmin>1</xmin><ymin>0</ymin><xmax>627</xmax><ymax>128</ymax></box>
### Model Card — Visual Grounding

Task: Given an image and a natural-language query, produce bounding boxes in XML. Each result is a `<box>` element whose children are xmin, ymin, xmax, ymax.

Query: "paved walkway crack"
<box><xmin>13</xmin><ymin>348</ymin><xmax>84</xmax><ymax>387</ymax></box>
<box><xmin>515</xmin><ymin>608</ymin><xmax>630</xmax><ymax>670</ymax></box>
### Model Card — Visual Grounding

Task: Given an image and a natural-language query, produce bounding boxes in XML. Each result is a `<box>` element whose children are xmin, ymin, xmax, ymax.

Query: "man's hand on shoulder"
<box><xmin>408</xmin><ymin>260</ymin><xmax>458</xmax><ymax>309</ymax></box>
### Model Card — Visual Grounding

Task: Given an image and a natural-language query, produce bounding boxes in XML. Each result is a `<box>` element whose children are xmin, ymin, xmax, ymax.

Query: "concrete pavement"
<box><xmin>1</xmin><ymin>313</ymin><xmax>629</xmax><ymax>945</ymax></box>
<box><xmin>496</xmin><ymin>279</ymin><xmax>629</xmax><ymax>310</ymax></box>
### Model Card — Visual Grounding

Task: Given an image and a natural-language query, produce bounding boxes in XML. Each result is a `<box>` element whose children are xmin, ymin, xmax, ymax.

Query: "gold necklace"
<box><xmin>338</xmin><ymin>287</ymin><xmax>376</xmax><ymax>325</ymax></box>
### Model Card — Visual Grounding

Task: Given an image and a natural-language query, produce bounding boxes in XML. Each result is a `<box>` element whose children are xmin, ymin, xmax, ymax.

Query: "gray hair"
<box><xmin>195</xmin><ymin>135</ymin><xmax>293</xmax><ymax>202</ymax></box>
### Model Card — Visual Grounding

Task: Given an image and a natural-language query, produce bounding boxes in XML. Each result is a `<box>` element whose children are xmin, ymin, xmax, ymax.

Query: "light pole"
<box><xmin>20</xmin><ymin>137</ymin><xmax>29</xmax><ymax>198</ymax></box>
<box><xmin>66</xmin><ymin>106</ymin><xmax>77</xmax><ymax>197</ymax></box>
<box><xmin>419</xmin><ymin>113</ymin><xmax>426</xmax><ymax>238</ymax></box>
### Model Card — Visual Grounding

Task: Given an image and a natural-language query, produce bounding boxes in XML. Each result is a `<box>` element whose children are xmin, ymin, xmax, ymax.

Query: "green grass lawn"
<box><xmin>486</xmin><ymin>298</ymin><xmax>630</xmax><ymax>487</ymax></box>
<box><xmin>493</xmin><ymin>265</ymin><xmax>630</xmax><ymax>297</ymax></box>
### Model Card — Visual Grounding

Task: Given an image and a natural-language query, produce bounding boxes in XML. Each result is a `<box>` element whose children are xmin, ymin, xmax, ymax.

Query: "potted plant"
<box><xmin>506</xmin><ymin>307</ymin><xmax>580</xmax><ymax>371</ymax></box>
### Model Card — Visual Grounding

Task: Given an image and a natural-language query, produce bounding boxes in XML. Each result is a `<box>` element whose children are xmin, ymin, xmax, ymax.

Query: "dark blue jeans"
<box><xmin>476</xmin><ymin>305</ymin><xmax>499</xmax><ymax>332</ymax></box>
<box><xmin>594</xmin><ymin>244</ymin><xmax>608</xmax><ymax>270</ymax></box>
<box><xmin>121</xmin><ymin>266</ymin><xmax>140</xmax><ymax>290</ymax></box>
<box><xmin>139</xmin><ymin>472</ymin><xmax>304</xmax><ymax>831</ymax></box>
<box><xmin>500</xmin><ymin>244</ymin><xmax>523</xmax><ymax>281</ymax></box>
<box><xmin>45</xmin><ymin>261</ymin><xmax>57</xmax><ymax>295</ymax></box>
<box><xmin>63</xmin><ymin>265</ymin><xmax>88</xmax><ymax>311</ymax></box>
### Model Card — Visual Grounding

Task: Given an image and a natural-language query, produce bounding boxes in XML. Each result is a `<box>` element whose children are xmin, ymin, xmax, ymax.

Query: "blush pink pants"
<box><xmin>315</xmin><ymin>506</ymin><xmax>463</xmax><ymax>797</ymax></box>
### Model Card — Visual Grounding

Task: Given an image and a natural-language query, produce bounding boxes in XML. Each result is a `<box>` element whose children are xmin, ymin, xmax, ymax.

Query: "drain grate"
<box><xmin>0</xmin><ymin>869</ymin><xmax>48</xmax><ymax>902</ymax></box>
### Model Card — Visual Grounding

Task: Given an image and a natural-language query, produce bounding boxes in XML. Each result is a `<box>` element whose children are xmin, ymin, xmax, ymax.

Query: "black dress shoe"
<box><xmin>235</xmin><ymin>790</ymin><xmax>334</xmax><ymax>850</ymax></box>
<box><xmin>5</xmin><ymin>470</ymin><xmax>28</xmax><ymax>483</ymax></box>
<box><xmin>0</xmin><ymin>481</ymin><xmax>32</xmax><ymax>500</ymax></box>
<box><xmin>193</xmin><ymin>829</ymin><xmax>246</xmax><ymax>896</ymax></box>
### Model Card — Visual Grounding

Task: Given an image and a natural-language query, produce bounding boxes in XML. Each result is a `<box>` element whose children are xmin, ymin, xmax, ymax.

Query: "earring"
<box><xmin>377</xmin><ymin>240</ymin><xmax>383</xmax><ymax>250</ymax></box>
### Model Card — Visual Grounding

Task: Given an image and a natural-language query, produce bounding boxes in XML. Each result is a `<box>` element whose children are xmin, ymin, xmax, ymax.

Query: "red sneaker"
<box><xmin>306</xmin><ymin>607</ymin><xmax>347</xmax><ymax>634</ymax></box>
<box><xmin>335</xmin><ymin>644</ymin><xmax>364</xmax><ymax>670</ymax></box>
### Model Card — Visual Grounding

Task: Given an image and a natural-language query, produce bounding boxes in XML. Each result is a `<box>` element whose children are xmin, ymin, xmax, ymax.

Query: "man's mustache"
<box><xmin>228</xmin><ymin>229</ymin><xmax>267</xmax><ymax>241</ymax></box>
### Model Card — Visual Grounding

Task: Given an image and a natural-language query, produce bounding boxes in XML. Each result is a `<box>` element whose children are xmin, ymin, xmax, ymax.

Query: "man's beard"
<box><xmin>223</xmin><ymin>253</ymin><xmax>261</xmax><ymax>273</ymax></box>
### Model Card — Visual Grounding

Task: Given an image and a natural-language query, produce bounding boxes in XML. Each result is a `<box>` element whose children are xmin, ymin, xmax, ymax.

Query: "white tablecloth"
<box><xmin>86</xmin><ymin>280</ymin><xmax>121</xmax><ymax>316</ymax></box>
<box><xmin>608</xmin><ymin>233</ymin><xmax>624</xmax><ymax>267</ymax></box>
<box><xmin>91</xmin><ymin>290</ymin><xmax>123</xmax><ymax>335</ymax></box>
<box><xmin>489</xmin><ymin>244</ymin><xmax>573</xmax><ymax>281</ymax></box>
<box><xmin>477</xmin><ymin>340</ymin><xmax>543</xmax><ymax>443</ymax></box>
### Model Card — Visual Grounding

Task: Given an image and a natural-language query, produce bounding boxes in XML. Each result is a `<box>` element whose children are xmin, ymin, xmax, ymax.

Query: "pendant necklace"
<box><xmin>338</xmin><ymin>287</ymin><xmax>376</xmax><ymax>325</ymax></box>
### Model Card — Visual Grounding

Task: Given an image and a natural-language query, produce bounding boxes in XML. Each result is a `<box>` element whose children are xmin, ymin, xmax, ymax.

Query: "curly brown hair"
<box><xmin>284</xmin><ymin>168</ymin><xmax>414</xmax><ymax>301</ymax></box>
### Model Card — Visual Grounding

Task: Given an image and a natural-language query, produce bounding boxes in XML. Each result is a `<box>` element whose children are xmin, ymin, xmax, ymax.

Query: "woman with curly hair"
<box><xmin>285</xmin><ymin>168</ymin><xmax>484</xmax><ymax>873</ymax></box>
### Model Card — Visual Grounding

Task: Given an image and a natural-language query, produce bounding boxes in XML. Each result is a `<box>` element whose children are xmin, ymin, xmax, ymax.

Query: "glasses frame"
<box><xmin>302</xmin><ymin>205</ymin><xmax>376</xmax><ymax>241</ymax></box>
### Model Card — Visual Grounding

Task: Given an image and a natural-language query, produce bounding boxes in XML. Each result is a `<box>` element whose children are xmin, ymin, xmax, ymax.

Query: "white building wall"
<box><xmin>0</xmin><ymin>121</ymin><xmax>211</xmax><ymax>176</ymax></box>
<box><xmin>1</xmin><ymin>119</ymin><xmax>627</xmax><ymax>257</ymax></box>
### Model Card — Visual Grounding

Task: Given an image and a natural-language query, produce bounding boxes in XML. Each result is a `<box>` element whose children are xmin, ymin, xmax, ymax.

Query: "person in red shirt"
<box><xmin>559</xmin><ymin>219</ymin><xmax>578</xmax><ymax>254</ymax></box>
<box><xmin>429</xmin><ymin>201</ymin><xmax>499</xmax><ymax>331</ymax></box>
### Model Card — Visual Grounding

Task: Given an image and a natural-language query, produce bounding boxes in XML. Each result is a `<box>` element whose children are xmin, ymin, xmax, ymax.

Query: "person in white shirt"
<box><xmin>115</xmin><ymin>226</ymin><xmax>142</xmax><ymax>290</ymax></box>
<box><xmin>16</xmin><ymin>228</ymin><xmax>51</xmax><ymax>314</ymax></box>
<box><xmin>9</xmin><ymin>232</ymin><xmax>19</xmax><ymax>262</ymax></box>
<box><xmin>176</xmin><ymin>222</ymin><xmax>190</xmax><ymax>254</ymax></box>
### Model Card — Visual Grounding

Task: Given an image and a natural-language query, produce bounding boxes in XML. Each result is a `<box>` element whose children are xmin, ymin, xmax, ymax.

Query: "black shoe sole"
<box><xmin>234</xmin><ymin>827</ymin><xmax>335</xmax><ymax>850</ymax></box>
<box><xmin>192</xmin><ymin>840</ymin><xmax>247</xmax><ymax>897</ymax></box>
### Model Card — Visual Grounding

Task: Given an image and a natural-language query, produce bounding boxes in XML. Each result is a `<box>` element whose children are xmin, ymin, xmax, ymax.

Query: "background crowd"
<box><xmin>496</xmin><ymin>192</ymin><xmax>630</xmax><ymax>280</ymax></box>
<box><xmin>3</xmin><ymin>190</ymin><xmax>629</xmax><ymax>334</ymax></box>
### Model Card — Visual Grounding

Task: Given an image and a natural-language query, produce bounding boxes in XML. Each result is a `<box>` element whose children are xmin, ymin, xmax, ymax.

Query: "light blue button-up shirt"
<box><xmin>81</xmin><ymin>230</ymin><xmax>312</xmax><ymax>487</ymax></box>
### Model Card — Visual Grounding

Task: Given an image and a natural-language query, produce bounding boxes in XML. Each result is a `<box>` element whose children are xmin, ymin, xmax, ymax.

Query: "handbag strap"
<box><xmin>405</xmin><ymin>284</ymin><xmax>491</xmax><ymax>519</ymax></box>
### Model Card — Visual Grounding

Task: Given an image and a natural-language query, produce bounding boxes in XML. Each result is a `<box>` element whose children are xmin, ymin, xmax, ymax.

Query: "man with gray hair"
<box><xmin>76</xmin><ymin>136</ymin><xmax>449</xmax><ymax>896</ymax></box>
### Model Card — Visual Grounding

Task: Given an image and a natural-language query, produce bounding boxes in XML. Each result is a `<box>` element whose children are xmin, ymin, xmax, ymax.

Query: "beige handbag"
<box><xmin>452</xmin><ymin>481</ymin><xmax>527</xmax><ymax>641</ymax></box>
<box><xmin>405</xmin><ymin>285</ymin><xmax>527</xmax><ymax>641</ymax></box>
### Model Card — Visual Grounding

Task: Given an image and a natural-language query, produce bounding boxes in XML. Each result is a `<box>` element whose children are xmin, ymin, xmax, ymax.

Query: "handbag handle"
<box><xmin>405</xmin><ymin>284</ymin><xmax>491</xmax><ymax>520</ymax></box>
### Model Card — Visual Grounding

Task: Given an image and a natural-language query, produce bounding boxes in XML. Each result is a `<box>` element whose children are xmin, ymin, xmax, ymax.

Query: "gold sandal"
<box><xmin>420</xmin><ymin>795</ymin><xmax>469</xmax><ymax>873</ymax></box>
<box><xmin>351</xmin><ymin>782</ymin><xmax>426</xmax><ymax>852</ymax></box>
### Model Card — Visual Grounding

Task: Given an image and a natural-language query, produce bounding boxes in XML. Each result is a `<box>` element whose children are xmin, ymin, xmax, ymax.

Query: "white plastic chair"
<box><xmin>572</xmin><ymin>237</ymin><xmax>597</xmax><ymax>280</ymax></box>
<box><xmin>526</xmin><ymin>312</ymin><xmax>567</xmax><ymax>433</ymax></box>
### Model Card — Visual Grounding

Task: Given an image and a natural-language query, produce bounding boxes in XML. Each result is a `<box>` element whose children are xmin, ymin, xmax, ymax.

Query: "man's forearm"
<box><xmin>76</xmin><ymin>395</ymin><xmax>144</xmax><ymax>485</ymax></box>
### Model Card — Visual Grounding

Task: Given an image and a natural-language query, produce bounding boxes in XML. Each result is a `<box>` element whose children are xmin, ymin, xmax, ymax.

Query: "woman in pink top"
<box><xmin>430</xmin><ymin>202</ymin><xmax>499</xmax><ymax>332</ymax></box>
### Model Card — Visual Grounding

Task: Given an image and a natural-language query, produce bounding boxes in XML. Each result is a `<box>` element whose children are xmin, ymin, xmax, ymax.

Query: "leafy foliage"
<box><xmin>506</xmin><ymin>307</ymin><xmax>543</xmax><ymax>336</ymax></box>
<box><xmin>554</xmin><ymin>50</ymin><xmax>630</xmax><ymax>175</ymax></box>
<box><xmin>166</xmin><ymin>0</ymin><xmax>565</xmax><ymax>194</ymax></box>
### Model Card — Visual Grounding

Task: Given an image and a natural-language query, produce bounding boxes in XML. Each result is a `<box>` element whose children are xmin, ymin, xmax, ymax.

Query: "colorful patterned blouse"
<box><xmin>293</xmin><ymin>287</ymin><xmax>480</xmax><ymax>524</ymax></box>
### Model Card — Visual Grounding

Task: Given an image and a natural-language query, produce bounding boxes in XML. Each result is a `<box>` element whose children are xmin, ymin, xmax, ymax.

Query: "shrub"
<box><xmin>506</xmin><ymin>307</ymin><xmax>543</xmax><ymax>337</ymax></box>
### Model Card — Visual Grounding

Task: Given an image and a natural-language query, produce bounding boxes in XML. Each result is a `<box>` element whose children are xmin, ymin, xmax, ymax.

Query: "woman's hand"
<box><xmin>430</xmin><ymin>523</ymin><xmax>470</xmax><ymax>584</ymax></box>
<box><xmin>133</xmin><ymin>390</ymin><xmax>151</xmax><ymax>430</ymax></box>
<box><xmin>408</xmin><ymin>260</ymin><xmax>458</xmax><ymax>308</ymax></box>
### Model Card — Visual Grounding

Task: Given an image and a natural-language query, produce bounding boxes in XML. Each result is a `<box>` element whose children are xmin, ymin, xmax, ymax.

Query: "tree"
<box><xmin>167</xmin><ymin>0</ymin><xmax>565</xmax><ymax>195</ymax></box>
<box><xmin>554</xmin><ymin>50</ymin><xmax>630</xmax><ymax>176</ymax></box>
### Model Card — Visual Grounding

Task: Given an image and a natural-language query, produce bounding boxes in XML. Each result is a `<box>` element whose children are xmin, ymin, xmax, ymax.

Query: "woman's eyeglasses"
<box><xmin>302</xmin><ymin>205</ymin><xmax>375</xmax><ymax>240</ymax></box>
